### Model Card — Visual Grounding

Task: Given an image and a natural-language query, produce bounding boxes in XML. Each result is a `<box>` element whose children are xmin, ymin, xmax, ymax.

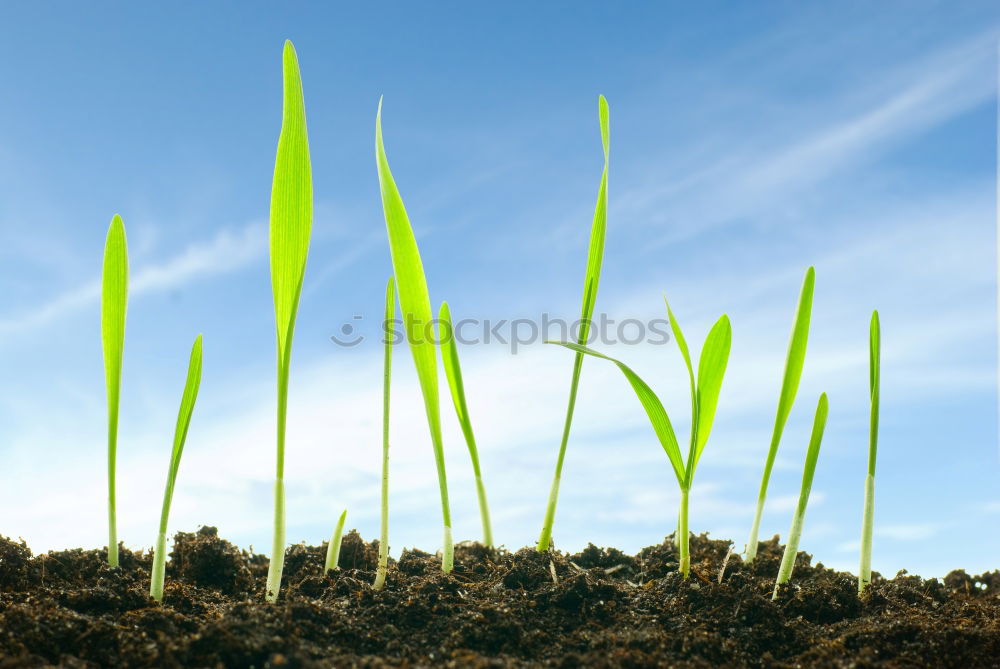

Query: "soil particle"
<box><xmin>1</xmin><ymin>530</ymin><xmax>998</xmax><ymax>667</ymax></box>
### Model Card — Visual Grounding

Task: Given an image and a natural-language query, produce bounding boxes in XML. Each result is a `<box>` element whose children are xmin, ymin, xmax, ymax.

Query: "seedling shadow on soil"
<box><xmin>1</xmin><ymin>528</ymin><xmax>998</xmax><ymax>667</ymax></box>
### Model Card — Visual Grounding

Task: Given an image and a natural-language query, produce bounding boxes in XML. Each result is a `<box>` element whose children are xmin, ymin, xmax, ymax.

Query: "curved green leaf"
<box><xmin>550</xmin><ymin>341</ymin><xmax>685</xmax><ymax>486</ymax></box>
<box><xmin>692</xmin><ymin>314</ymin><xmax>732</xmax><ymax>472</ymax></box>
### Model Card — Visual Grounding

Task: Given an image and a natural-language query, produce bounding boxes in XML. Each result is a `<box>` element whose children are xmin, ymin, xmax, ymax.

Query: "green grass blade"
<box><xmin>550</xmin><ymin>342</ymin><xmax>685</xmax><ymax>486</ymax></box>
<box><xmin>324</xmin><ymin>509</ymin><xmax>348</xmax><ymax>572</ymax></box>
<box><xmin>746</xmin><ymin>266</ymin><xmax>815</xmax><ymax>563</ymax></box>
<box><xmin>375</xmin><ymin>99</ymin><xmax>453</xmax><ymax>572</ymax></box>
<box><xmin>439</xmin><ymin>301</ymin><xmax>494</xmax><ymax>547</ymax></box>
<box><xmin>664</xmin><ymin>299</ymin><xmax>698</xmax><ymax>480</ymax></box>
<box><xmin>266</xmin><ymin>40</ymin><xmax>313</xmax><ymax>602</ymax></box>
<box><xmin>101</xmin><ymin>213</ymin><xmax>128</xmax><ymax>568</ymax></box>
<box><xmin>859</xmin><ymin>310</ymin><xmax>880</xmax><ymax>593</ymax></box>
<box><xmin>773</xmin><ymin>392</ymin><xmax>828</xmax><ymax>599</ymax></box>
<box><xmin>150</xmin><ymin>335</ymin><xmax>204</xmax><ymax>602</ymax></box>
<box><xmin>692</xmin><ymin>315</ymin><xmax>732</xmax><ymax>474</ymax></box>
<box><xmin>374</xmin><ymin>277</ymin><xmax>394</xmax><ymax>591</ymax></box>
<box><xmin>538</xmin><ymin>95</ymin><xmax>610</xmax><ymax>552</ymax></box>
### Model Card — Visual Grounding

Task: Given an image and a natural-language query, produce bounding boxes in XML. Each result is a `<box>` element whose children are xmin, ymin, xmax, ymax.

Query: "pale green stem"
<box><xmin>150</xmin><ymin>532</ymin><xmax>167</xmax><ymax>602</ymax></box>
<box><xmin>266</xmin><ymin>478</ymin><xmax>286</xmax><ymax>602</ymax></box>
<box><xmin>373</xmin><ymin>436</ymin><xmax>390</xmax><ymax>589</ymax></box>
<box><xmin>773</xmin><ymin>503</ymin><xmax>806</xmax><ymax>599</ymax></box>
<box><xmin>858</xmin><ymin>474</ymin><xmax>875</xmax><ymax>593</ymax></box>
<box><xmin>538</xmin><ymin>352</ymin><xmax>585</xmax><ymax>552</ymax></box>
<box><xmin>325</xmin><ymin>509</ymin><xmax>347</xmax><ymax>572</ymax></box>
<box><xmin>745</xmin><ymin>495</ymin><xmax>767</xmax><ymax>563</ymax></box>
<box><xmin>107</xmin><ymin>432</ymin><xmax>119</xmax><ymax>568</ymax></box>
<box><xmin>474</xmin><ymin>475</ymin><xmax>493</xmax><ymax>547</ymax></box>
<box><xmin>678</xmin><ymin>487</ymin><xmax>690</xmax><ymax>578</ymax></box>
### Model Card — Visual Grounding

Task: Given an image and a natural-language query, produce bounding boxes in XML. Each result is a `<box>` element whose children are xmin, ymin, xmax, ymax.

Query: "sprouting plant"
<box><xmin>101</xmin><ymin>214</ymin><xmax>128</xmax><ymax>568</ymax></box>
<box><xmin>150</xmin><ymin>335</ymin><xmax>204</xmax><ymax>602</ymax></box>
<box><xmin>537</xmin><ymin>95</ymin><xmax>610</xmax><ymax>553</ymax></box>
<box><xmin>773</xmin><ymin>392</ymin><xmax>828</xmax><ymax>600</ymax></box>
<box><xmin>266</xmin><ymin>40</ymin><xmax>313</xmax><ymax>602</ymax></box>
<box><xmin>375</xmin><ymin>99</ymin><xmax>454</xmax><ymax>572</ymax></box>
<box><xmin>745</xmin><ymin>267</ymin><xmax>815</xmax><ymax>563</ymax></box>
<box><xmin>373</xmin><ymin>277</ymin><xmax>395</xmax><ymax>591</ymax></box>
<box><xmin>859</xmin><ymin>310</ymin><xmax>880</xmax><ymax>593</ymax></box>
<box><xmin>551</xmin><ymin>304</ymin><xmax>731</xmax><ymax>577</ymax></box>
<box><xmin>439</xmin><ymin>301</ymin><xmax>493</xmax><ymax>547</ymax></box>
<box><xmin>324</xmin><ymin>509</ymin><xmax>347</xmax><ymax>573</ymax></box>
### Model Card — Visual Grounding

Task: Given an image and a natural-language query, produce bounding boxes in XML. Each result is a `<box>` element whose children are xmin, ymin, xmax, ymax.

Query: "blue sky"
<box><xmin>0</xmin><ymin>2</ymin><xmax>997</xmax><ymax>578</ymax></box>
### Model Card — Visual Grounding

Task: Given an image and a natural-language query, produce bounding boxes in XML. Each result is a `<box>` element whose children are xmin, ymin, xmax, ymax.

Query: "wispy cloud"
<box><xmin>0</xmin><ymin>223</ymin><xmax>265</xmax><ymax>336</ymax></box>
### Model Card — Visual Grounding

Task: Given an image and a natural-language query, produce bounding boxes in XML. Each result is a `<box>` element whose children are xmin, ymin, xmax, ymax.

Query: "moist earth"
<box><xmin>1</xmin><ymin>527</ymin><xmax>998</xmax><ymax>667</ymax></box>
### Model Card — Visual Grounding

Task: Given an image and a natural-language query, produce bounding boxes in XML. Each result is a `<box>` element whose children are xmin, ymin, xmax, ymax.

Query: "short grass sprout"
<box><xmin>551</xmin><ymin>304</ymin><xmax>731</xmax><ymax>577</ymax></box>
<box><xmin>150</xmin><ymin>335</ymin><xmax>204</xmax><ymax>602</ymax></box>
<box><xmin>324</xmin><ymin>509</ymin><xmax>347</xmax><ymax>572</ymax></box>
<box><xmin>773</xmin><ymin>392</ymin><xmax>828</xmax><ymax>600</ymax></box>
<box><xmin>538</xmin><ymin>95</ymin><xmax>609</xmax><ymax>552</ymax></box>
<box><xmin>746</xmin><ymin>267</ymin><xmax>815</xmax><ymax>563</ymax></box>
<box><xmin>101</xmin><ymin>214</ymin><xmax>128</xmax><ymax>568</ymax></box>
<box><xmin>859</xmin><ymin>310</ymin><xmax>880</xmax><ymax>593</ymax></box>
<box><xmin>375</xmin><ymin>99</ymin><xmax>453</xmax><ymax>572</ymax></box>
<box><xmin>266</xmin><ymin>40</ymin><xmax>313</xmax><ymax>602</ymax></box>
<box><xmin>439</xmin><ymin>301</ymin><xmax>493</xmax><ymax>547</ymax></box>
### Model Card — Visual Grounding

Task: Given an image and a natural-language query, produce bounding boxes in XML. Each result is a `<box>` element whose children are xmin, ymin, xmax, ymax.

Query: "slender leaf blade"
<box><xmin>550</xmin><ymin>342</ymin><xmax>685</xmax><ymax>485</ymax></box>
<box><xmin>868</xmin><ymin>310</ymin><xmax>880</xmax><ymax>475</ymax></box>
<box><xmin>101</xmin><ymin>213</ymin><xmax>128</xmax><ymax>567</ymax></box>
<box><xmin>692</xmin><ymin>314</ymin><xmax>732</xmax><ymax>470</ymax></box>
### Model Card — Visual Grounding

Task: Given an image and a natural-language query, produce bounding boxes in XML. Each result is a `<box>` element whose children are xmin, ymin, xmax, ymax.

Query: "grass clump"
<box><xmin>551</xmin><ymin>302</ymin><xmax>731</xmax><ymax>577</ymax></box>
<box><xmin>150</xmin><ymin>335</ymin><xmax>204</xmax><ymax>602</ymax></box>
<box><xmin>859</xmin><ymin>310</ymin><xmax>880</xmax><ymax>593</ymax></box>
<box><xmin>374</xmin><ymin>277</ymin><xmax>395</xmax><ymax>591</ymax></box>
<box><xmin>375</xmin><ymin>99</ymin><xmax>454</xmax><ymax>572</ymax></box>
<box><xmin>773</xmin><ymin>392</ymin><xmax>828</xmax><ymax>599</ymax></box>
<box><xmin>538</xmin><ymin>94</ymin><xmax>610</xmax><ymax>553</ymax></box>
<box><xmin>266</xmin><ymin>40</ymin><xmax>313</xmax><ymax>602</ymax></box>
<box><xmin>101</xmin><ymin>214</ymin><xmax>128</xmax><ymax>568</ymax></box>
<box><xmin>745</xmin><ymin>267</ymin><xmax>815</xmax><ymax>563</ymax></box>
<box><xmin>439</xmin><ymin>301</ymin><xmax>493</xmax><ymax>547</ymax></box>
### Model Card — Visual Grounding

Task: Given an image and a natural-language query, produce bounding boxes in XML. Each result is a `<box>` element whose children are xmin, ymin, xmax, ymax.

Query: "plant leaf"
<box><xmin>868</xmin><ymin>310</ymin><xmax>880</xmax><ymax>475</ymax></box>
<box><xmin>550</xmin><ymin>341</ymin><xmax>685</xmax><ymax>486</ymax></box>
<box><xmin>270</xmin><ymin>40</ymin><xmax>313</xmax><ymax>366</ymax></box>
<box><xmin>692</xmin><ymin>314</ymin><xmax>732</xmax><ymax>471</ymax></box>
<box><xmin>166</xmin><ymin>335</ymin><xmax>203</xmax><ymax>487</ymax></box>
<box><xmin>375</xmin><ymin>98</ymin><xmax>453</xmax><ymax>569</ymax></box>
<box><xmin>664</xmin><ymin>299</ymin><xmax>698</xmax><ymax>479</ymax></box>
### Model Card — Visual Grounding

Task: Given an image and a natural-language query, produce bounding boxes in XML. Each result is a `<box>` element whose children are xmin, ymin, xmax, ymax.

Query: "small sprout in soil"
<box><xmin>746</xmin><ymin>266</ymin><xmax>815</xmax><ymax>564</ymax></box>
<box><xmin>101</xmin><ymin>214</ymin><xmax>128</xmax><ymax>568</ymax></box>
<box><xmin>859</xmin><ymin>310</ymin><xmax>880</xmax><ymax>593</ymax></box>
<box><xmin>266</xmin><ymin>40</ymin><xmax>313</xmax><ymax>602</ymax></box>
<box><xmin>538</xmin><ymin>94</ymin><xmax>610</xmax><ymax>553</ymax></box>
<box><xmin>773</xmin><ymin>392</ymin><xmax>828</xmax><ymax>600</ymax></box>
<box><xmin>324</xmin><ymin>509</ymin><xmax>347</xmax><ymax>572</ymax></box>
<box><xmin>550</xmin><ymin>304</ymin><xmax>731</xmax><ymax>578</ymax></box>
<box><xmin>150</xmin><ymin>335</ymin><xmax>204</xmax><ymax>602</ymax></box>
<box><xmin>439</xmin><ymin>301</ymin><xmax>494</xmax><ymax>547</ymax></box>
<box><xmin>375</xmin><ymin>98</ymin><xmax>454</xmax><ymax>572</ymax></box>
<box><xmin>374</xmin><ymin>277</ymin><xmax>394</xmax><ymax>591</ymax></box>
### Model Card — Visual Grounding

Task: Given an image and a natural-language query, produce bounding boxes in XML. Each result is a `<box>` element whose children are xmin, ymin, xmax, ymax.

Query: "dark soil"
<box><xmin>1</xmin><ymin>527</ymin><xmax>998</xmax><ymax>667</ymax></box>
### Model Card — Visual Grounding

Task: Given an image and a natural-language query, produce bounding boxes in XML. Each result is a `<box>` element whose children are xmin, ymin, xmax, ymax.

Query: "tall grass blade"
<box><xmin>538</xmin><ymin>95</ymin><xmax>610</xmax><ymax>552</ymax></box>
<box><xmin>773</xmin><ymin>392</ymin><xmax>828</xmax><ymax>599</ymax></box>
<box><xmin>324</xmin><ymin>509</ymin><xmax>348</xmax><ymax>572</ymax></box>
<box><xmin>375</xmin><ymin>99</ymin><xmax>453</xmax><ymax>572</ymax></box>
<box><xmin>439</xmin><ymin>301</ymin><xmax>494</xmax><ymax>547</ymax></box>
<box><xmin>150</xmin><ymin>335</ymin><xmax>204</xmax><ymax>602</ymax></box>
<box><xmin>692</xmin><ymin>316</ymin><xmax>732</xmax><ymax>473</ymax></box>
<box><xmin>859</xmin><ymin>310</ymin><xmax>880</xmax><ymax>593</ymax></box>
<box><xmin>746</xmin><ymin>266</ymin><xmax>815</xmax><ymax>563</ymax></box>
<box><xmin>374</xmin><ymin>277</ymin><xmax>395</xmax><ymax>591</ymax></box>
<box><xmin>101</xmin><ymin>214</ymin><xmax>128</xmax><ymax>568</ymax></box>
<box><xmin>266</xmin><ymin>40</ymin><xmax>313</xmax><ymax>602</ymax></box>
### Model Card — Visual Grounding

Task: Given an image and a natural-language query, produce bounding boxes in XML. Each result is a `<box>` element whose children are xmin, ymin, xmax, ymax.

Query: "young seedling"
<box><xmin>324</xmin><ymin>509</ymin><xmax>347</xmax><ymax>573</ymax></box>
<box><xmin>773</xmin><ymin>392</ymin><xmax>828</xmax><ymax>600</ymax></box>
<box><xmin>859</xmin><ymin>310</ymin><xmax>880</xmax><ymax>593</ymax></box>
<box><xmin>550</xmin><ymin>305</ymin><xmax>731</xmax><ymax>577</ymax></box>
<box><xmin>266</xmin><ymin>40</ymin><xmax>313</xmax><ymax>602</ymax></box>
<box><xmin>538</xmin><ymin>95</ymin><xmax>610</xmax><ymax>553</ymax></box>
<box><xmin>439</xmin><ymin>301</ymin><xmax>493</xmax><ymax>547</ymax></box>
<box><xmin>375</xmin><ymin>99</ymin><xmax>454</xmax><ymax>572</ymax></box>
<box><xmin>101</xmin><ymin>214</ymin><xmax>128</xmax><ymax>568</ymax></box>
<box><xmin>149</xmin><ymin>335</ymin><xmax>204</xmax><ymax>602</ymax></box>
<box><xmin>373</xmin><ymin>277</ymin><xmax>394</xmax><ymax>591</ymax></box>
<box><xmin>745</xmin><ymin>267</ymin><xmax>815</xmax><ymax>563</ymax></box>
